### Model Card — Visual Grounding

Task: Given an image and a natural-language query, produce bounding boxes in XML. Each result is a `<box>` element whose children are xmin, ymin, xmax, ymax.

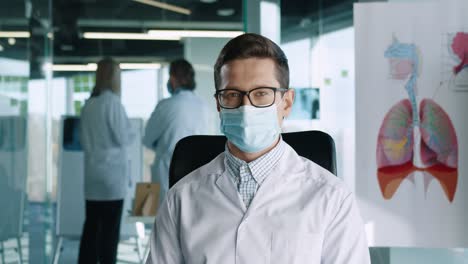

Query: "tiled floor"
<box><xmin>0</xmin><ymin>202</ymin><xmax>150</xmax><ymax>264</ymax></box>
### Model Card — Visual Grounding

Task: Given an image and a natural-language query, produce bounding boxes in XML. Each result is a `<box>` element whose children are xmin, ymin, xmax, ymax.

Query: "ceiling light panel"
<box><xmin>82</xmin><ymin>32</ymin><xmax>180</xmax><ymax>41</ymax></box>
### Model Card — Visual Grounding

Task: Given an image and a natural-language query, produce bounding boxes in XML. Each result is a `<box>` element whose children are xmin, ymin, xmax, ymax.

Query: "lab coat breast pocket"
<box><xmin>270</xmin><ymin>231</ymin><xmax>323</xmax><ymax>264</ymax></box>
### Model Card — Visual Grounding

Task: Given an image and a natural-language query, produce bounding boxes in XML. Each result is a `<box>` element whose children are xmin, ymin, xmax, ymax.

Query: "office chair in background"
<box><xmin>169</xmin><ymin>130</ymin><xmax>336</xmax><ymax>188</ymax></box>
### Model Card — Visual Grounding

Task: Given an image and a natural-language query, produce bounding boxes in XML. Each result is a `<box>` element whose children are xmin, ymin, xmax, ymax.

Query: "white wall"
<box><xmin>0</xmin><ymin>95</ymin><xmax>18</xmax><ymax>115</ymax></box>
<box><xmin>28</xmin><ymin>78</ymin><xmax>66</xmax><ymax>118</ymax></box>
<box><xmin>184</xmin><ymin>38</ymin><xmax>230</xmax><ymax>135</ymax></box>
<box><xmin>313</xmin><ymin>27</ymin><xmax>355</xmax><ymax>189</ymax></box>
<box><xmin>281</xmin><ymin>38</ymin><xmax>312</xmax><ymax>88</ymax></box>
<box><xmin>0</xmin><ymin>58</ymin><xmax>29</xmax><ymax>77</ymax></box>
<box><xmin>281</xmin><ymin>28</ymin><xmax>355</xmax><ymax>189</ymax></box>
<box><xmin>121</xmin><ymin>69</ymin><xmax>159</xmax><ymax>119</ymax></box>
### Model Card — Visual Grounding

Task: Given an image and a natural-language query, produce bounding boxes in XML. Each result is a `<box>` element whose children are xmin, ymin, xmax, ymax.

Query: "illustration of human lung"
<box><xmin>376</xmin><ymin>38</ymin><xmax>458</xmax><ymax>202</ymax></box>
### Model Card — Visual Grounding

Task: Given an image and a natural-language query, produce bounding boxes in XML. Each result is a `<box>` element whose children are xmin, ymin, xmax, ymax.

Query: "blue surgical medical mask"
<box><xmin>220</xmin><ymin>104</ymin><xmax>281</xmax><ymax>153</ymax></box>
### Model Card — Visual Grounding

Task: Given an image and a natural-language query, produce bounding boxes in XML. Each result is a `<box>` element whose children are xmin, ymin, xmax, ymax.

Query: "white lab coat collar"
<box><xmin>214</xmin><ymin>143</ymin><xmax>306</xmax><ymax>213</ymax></box>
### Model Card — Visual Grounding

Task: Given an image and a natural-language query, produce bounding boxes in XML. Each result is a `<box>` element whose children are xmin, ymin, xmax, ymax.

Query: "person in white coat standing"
<box><xmin>146</xmin><ymin>34</ymin><xmax>370</xmax><ymax>264</ymax></box>
<box><xmin>79</xmin><ymin>58</ymin><xmax>135</xmax><ymax>264</ymax></box>
<box><xmin>143</xmin><ymin>59</ymin><xmax>210</xmax><ymax>201</ymax></box>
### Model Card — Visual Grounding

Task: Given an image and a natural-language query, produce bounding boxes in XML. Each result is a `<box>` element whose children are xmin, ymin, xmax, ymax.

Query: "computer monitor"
<box><xmin>62</xmin><ymin>117</ymin><xmax>82</xmax><ymax>151</ymax></box>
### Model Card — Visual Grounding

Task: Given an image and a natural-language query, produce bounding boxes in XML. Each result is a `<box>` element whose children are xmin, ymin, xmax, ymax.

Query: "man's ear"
<box><xmin>281</xmin><ymin>89</ymin><xmax>295</xmax><ymax>118</ymax></box>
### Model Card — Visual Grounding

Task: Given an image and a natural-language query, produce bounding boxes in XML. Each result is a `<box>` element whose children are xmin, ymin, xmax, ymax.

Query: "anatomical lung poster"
<box><xmin>355</xmin><ymin>0</ymin><xmax>468</xmax><ymax>247</ymax></box>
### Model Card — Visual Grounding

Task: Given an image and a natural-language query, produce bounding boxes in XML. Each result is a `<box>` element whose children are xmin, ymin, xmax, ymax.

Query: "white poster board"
<box><xmin>355</xmin><ymin>1</ymin><xmax>468</xmax><ymax>247</ymax></box>
<box><xmin>56</xmin><ymin>117</ymin><xmax>143</xmax><ymax>239</ymax></box>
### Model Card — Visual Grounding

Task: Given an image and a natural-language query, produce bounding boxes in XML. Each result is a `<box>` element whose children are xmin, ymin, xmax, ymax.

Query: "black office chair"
<box><xmin>169</xmin><ymin>130</ymin><xmax>337</xmax><ymax>188</ymax></box>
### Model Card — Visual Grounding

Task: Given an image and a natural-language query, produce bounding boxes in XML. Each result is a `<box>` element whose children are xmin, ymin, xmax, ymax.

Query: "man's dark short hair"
<box><xmin>170</xmin><ymin>59</ymin><xmax>196</xmax><ymax>90</ymax></box>
<box><xmin>214</xmin><ymin>33</ymin><xmax>289</xmax><ymax>90</ymax></box>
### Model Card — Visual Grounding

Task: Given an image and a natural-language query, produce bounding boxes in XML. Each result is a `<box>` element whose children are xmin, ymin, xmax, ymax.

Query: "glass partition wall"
<box><xmin>2</xmin><ymin>0</ymin><xmax>242</xmax><ymax>263</ymax></box>
<box><xmin>0</xmin><ymin>0</ymin><xmax>54</xmax><ymax>263</ymax></box>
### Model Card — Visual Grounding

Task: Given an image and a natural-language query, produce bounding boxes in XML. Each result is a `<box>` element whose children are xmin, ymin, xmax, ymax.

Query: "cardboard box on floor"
<box><xmin>133</xmin><ymin>183</ymin><xmax>160</xmax><ymax>216</ymax></box>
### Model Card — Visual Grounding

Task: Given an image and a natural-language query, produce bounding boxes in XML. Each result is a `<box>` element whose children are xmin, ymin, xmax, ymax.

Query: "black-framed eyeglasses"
<box><xmin>214</xmin><ymin>87</ymin><xmax>288</xmax><ymax>109</ymax></box>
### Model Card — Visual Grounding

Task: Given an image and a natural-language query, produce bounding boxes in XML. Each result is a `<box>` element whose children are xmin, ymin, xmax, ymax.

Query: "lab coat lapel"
<box><xmin>215</xmin><ymin>171</ymin><xmax>246</xmax><ymax>212</ymax></box>
<box><xmin>243</xmin><ymin>171</ymin><xmax>278</xmax><ymax>216</ymax></box>
<box><xmin>244</xmin><ymin>144</ymin><xmax>304</xmax><ymax>213</ymax></box>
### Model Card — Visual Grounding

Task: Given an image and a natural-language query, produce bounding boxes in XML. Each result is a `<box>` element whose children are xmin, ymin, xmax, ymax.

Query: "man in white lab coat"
<box><xmin>147</xmin><ymin>34</ymin><xmax>370</xmax><ymax>264</ymax></box>
<box><xmin>79</xmin><ymin>58</ymin><xmax>135</xmax><ymax>264</ymax></box>
<box><xmin>143</xmin><ymin>59</ymin><xmax>211</xmax><ymax>201</ymax></box>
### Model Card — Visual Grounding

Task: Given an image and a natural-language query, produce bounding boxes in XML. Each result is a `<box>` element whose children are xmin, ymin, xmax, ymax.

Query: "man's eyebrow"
<box><xmin>223</xmin><ymin>85</ymin><xmax>277</xmax><ymax>90</ymax></box>
<box><xmin>223</xmin><ymin>86</ymin><xmax>240</xmax><ymax>90</ymax></box>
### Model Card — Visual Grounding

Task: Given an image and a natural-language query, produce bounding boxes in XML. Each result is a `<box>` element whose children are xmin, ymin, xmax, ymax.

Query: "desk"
<box><xmin>125</xmin><ymin>216</ymin><xmax>155</xmax><ymax>264</ymax></box>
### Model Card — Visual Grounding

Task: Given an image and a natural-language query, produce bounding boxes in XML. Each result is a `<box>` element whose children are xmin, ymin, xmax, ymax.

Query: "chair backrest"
<box><xmin>169</xmin><ymin>130</ymin><xmax>336</xmax><ymax>188</ymax></box>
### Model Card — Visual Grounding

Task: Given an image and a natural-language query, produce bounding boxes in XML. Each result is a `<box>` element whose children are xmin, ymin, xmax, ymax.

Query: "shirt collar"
<box><xmin>224</xmin><ymin>137</ymin><xmax>285</xmax><ymax>185</ymax></box>
<box><xmin>172</xmin><ymin>87</ymin><xmax>192</xmax><ymax>95</ymax></box>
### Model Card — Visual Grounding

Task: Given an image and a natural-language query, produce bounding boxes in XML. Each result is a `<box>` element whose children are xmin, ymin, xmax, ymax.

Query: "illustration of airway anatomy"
<box><xmin>376</xmin><ymin>37</ymin><xmax>458</xmax><ymax>202</ymax></box>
